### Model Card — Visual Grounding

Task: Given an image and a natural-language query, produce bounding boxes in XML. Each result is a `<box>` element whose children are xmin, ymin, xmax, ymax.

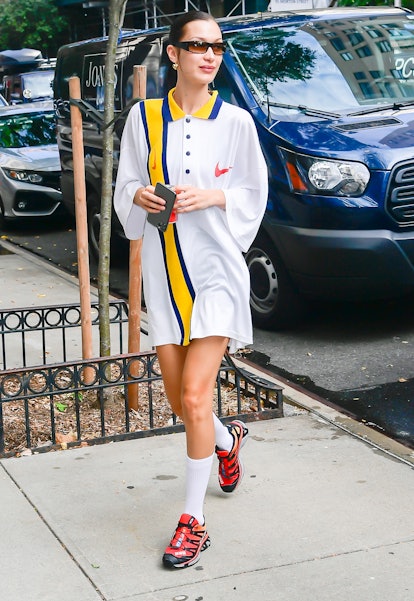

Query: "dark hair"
<box><xmin>168</xmin><ymin>11</ymin><xmax>218</xmax><ymax>45</ymax></box>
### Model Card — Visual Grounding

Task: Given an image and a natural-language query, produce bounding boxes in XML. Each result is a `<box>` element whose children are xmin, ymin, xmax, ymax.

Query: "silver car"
<box><xmin>0</xmin><ymin>101</ymin><xmax>62</xmax><ymax>224</ymax></box>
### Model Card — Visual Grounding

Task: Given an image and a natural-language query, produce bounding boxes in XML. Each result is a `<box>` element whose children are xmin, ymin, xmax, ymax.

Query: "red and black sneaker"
<box><xmin>162</xmin><ymin>514</ymin><xmax>211</xmax><ymax>569</ymax></box>
<box><xmin>216</xmin><ymin>420</ymin><xmax>248</xmax><ymax>493</ymax></box>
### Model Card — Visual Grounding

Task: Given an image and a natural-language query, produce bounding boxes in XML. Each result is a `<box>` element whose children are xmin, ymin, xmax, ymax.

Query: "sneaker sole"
<box><xmin>231</xmin><ymin>420</ymin><xmax>249</xmax><ymax>450</ymax></box>
<box><xmin>220</xmin><ymin>420</ymin><xmax>248</xmax><ymax>493</ymax></box>
<box><xmin>162</xmin><ymin>536</ymin><xmax>211</xmax><ymax>569</ymax></box>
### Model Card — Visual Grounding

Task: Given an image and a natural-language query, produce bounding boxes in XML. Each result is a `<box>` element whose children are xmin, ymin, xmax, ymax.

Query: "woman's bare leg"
<box><xmin>157</xmin><ymin>337</ymin><xmax>228</xmax><ymax>457</ymax></box>
<box><xmin>160</xmin><ymin>337</ymin><xmax>229</xmax><ymax>564</ymax></box>
<box><xmin>156</xmin><ymin>343</ymin><xmax>188</xmax><ymax>418</ymax></box>
<box><xmin>180</xmin><ymin>336</ymin><xmax>229</xmax><ymax>459</ymax></box>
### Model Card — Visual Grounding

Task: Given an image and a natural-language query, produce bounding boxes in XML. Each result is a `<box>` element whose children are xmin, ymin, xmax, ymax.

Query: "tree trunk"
<box><xmin>99</xmin><ymin>0</ymin><xmax>127</xmax><ymax>356</ymax></box>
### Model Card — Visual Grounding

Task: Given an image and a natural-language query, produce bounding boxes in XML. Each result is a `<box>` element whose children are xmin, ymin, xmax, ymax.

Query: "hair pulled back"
<box><xmin>168</xmin><ymin>11</ymin><xmax>218</xmax><ymax>45</ymax></box>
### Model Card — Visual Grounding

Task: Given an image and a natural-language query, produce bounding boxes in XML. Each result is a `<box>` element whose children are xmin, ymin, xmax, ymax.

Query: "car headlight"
<box><xmin>3</xmin><ymin>168</ymin><xmax>43</xmax><ymax>184</ymax></box>
<box><xmin>282</xmin><ymin>150</ymin><xmax>370</xmax><ymax>196</ymax></box>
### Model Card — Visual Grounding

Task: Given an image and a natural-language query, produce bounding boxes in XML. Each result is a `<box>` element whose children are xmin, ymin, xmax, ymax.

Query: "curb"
<box><xmin>233</xmin><ymin>356</ymin><xmax>414</xmax><ymax>468</ymax></box>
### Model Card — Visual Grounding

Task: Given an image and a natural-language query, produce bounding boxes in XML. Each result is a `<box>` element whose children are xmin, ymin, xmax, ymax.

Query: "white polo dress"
<box><xmin>114</xmin><ymin>88</ymin><xmax>268</xmax><ymax>353</ymax></box>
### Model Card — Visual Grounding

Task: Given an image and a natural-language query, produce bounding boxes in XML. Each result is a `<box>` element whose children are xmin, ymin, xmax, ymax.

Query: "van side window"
<box><xmin>121</xmin><ymin>39</ymin><xmax>162</xmax><ymax>105</ymax></box>
<box><xmin>82</xmin><ymin>38</ymin><xmax>162</xmax><ymax>113</ymax></box>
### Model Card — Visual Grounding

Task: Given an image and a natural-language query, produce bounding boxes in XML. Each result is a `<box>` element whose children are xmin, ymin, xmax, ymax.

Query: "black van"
<box><xmin>54</xmin><ymin>8</ymin><xmax>414</xmax><ymax>329</ymax></box>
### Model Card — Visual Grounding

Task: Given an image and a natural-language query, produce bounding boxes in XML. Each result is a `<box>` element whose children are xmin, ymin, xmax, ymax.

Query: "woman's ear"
<box><xmin>166</xmin><ymin>44</ymin><xmax>178</xmax><ymax>65</ymax></box>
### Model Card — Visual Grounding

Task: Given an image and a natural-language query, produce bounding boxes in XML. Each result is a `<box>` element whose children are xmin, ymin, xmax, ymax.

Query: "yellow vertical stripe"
<box><xmin>162</xmin><ymin>226</ymin><xmax>194</xmax><ymax>346</ymax></box>
<box><xmin>144</xmin><ymin>99</ymin><xmax>164</xmax><ymax>186</ymax></box>
<box><xmin>144</xmin><ymin>98</ymin><xmax>194</xmax><ymax>345</ymax></box>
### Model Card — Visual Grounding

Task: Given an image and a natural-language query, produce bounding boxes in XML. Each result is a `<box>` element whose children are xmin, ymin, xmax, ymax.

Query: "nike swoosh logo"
<box><xmin>215</xmin><ymin>162</ymin><xmax>232</xmax><ymax>177</ymax></box>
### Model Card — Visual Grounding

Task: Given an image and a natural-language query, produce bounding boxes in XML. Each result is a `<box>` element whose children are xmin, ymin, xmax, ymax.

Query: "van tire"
<box><xmin>245</xmin><ymin>231</ymin><xmax>305</xmax><ymax>330</ymax></box>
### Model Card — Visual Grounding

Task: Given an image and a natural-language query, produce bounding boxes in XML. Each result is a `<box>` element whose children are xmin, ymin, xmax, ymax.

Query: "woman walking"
<box><xmin>114</xmin><ymin>10</ymin><xmax>268</xmax><ymax>569</ymax></box>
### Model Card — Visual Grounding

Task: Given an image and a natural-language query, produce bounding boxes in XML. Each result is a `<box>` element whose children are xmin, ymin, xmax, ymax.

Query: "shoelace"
<box><xmin>171</xmin><ymin>527</ymin><xmax>187</xmax><ymax>548</ymax></box>
<box><xmin>219</xmin><ymin>448</ymin><xmax>239</xmax><ymax>477</ymax></box>
<box><xmin>170</xmin><ymin>522</ymin><xmax>203</xmax><ymax>550</ymax></box>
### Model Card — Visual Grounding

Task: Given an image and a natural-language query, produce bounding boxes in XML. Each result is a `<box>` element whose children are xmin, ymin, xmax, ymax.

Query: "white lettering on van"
<box><xmin>84</xmin><ymin>60</ymin><xmax>118</xmax><ymax>89</ymax></box>
<box><xmin>85</xmin><ymin>62</ymin><xmax>106</xmax><ymax>88</ymax></box>
<box><xmin>395</xmin><ymin>57</ymin><xmax>414</xmax><ymax>79</ymax></box>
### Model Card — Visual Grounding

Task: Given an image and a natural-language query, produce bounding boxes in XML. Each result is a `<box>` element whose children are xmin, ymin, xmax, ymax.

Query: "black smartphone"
<box><xmin>146</xmin><ymin>182</ymin><xmax>176</xmax><ymax>232</ymax></box>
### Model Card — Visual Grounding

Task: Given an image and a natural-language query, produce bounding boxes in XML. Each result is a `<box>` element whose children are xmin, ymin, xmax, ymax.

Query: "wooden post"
<box><xmin>127</xmin><ymin>65</ymin><xmax>147</xmax><ymax>411</ymax></box>
<box><xmin>69</xmin><ymin>77</ymin><xmax>94</xmax><ymax>381</ymax></box>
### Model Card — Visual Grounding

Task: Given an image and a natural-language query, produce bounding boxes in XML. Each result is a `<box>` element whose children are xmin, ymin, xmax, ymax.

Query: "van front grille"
<box><xmin>386</xmin><ymin>160</ymin><xmax>414</xmax><ymax>225</ymax></box>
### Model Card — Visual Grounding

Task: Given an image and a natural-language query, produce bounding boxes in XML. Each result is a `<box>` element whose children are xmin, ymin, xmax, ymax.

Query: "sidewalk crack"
<box><xmin>0</xmin><ymin>461</ymin><xmax>107</xmax><ymax>600</ymax></box>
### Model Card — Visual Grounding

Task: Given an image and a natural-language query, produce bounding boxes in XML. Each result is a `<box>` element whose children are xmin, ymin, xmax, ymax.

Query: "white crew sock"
<box><xmin>184</xmin><ymin>453</ymin><xmax>214</xmax><ymax>525</ymax></box>
<box><xmin>213</xmin><ymin>413</ymin><xmax>233</xmax><ymax>452</ymax></box>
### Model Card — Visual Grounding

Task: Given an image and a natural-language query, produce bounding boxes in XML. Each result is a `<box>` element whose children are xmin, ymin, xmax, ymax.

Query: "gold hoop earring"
<box><xmin>172</xmin><ymin>63</ymin><xmax>178</xmax><ymax>71</ymax></box>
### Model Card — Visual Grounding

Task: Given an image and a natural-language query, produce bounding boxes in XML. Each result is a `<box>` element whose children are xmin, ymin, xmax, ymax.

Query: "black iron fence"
<box><xmin>0</xmin><ymin>300</ymin><xmax>130</xmax><ymax>370</ymax></box>
<box><xmin>0</xmin><ymin>302</ymin><xmax>283</xmax><ymax>457</ymax></box>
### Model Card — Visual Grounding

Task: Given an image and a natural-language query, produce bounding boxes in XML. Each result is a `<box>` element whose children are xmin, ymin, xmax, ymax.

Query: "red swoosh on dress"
<box><xmin>215</xmin><ymin>162</ymin><xmax>232</xmax><ymax>177</ymax></box>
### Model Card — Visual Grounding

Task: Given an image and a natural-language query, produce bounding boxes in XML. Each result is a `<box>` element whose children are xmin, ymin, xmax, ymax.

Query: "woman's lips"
<box><xmin>200</xmin><ymin>66</ymin><xmax>216</xmax><ymax>73</ymax></box>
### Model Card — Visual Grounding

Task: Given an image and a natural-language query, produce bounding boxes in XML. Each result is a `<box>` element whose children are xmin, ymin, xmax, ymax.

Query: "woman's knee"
<box><xmin>181</xmin><ymin>387</ymin><xmax>210</xmax><ymax>424</ymax></box>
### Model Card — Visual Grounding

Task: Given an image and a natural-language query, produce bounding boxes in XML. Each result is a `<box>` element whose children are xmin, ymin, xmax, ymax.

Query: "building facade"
<box><xmin>55</xmin><ymin>0</ymin><xmax>267</xmax><ymax>41</ymax></box>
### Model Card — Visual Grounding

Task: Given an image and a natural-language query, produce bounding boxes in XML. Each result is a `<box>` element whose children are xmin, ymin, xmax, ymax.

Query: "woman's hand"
<box><xmin>175</xmin><ymin>185</ymin><xmax>226</xmax><ymax>212</ymax></box>
<box><xmin>133</xmin><ymin>184</ymin><xmax>226</xmax><ymax>214</ymax></box>
<box><xmin>133</xmin><ymin>185</ymin><xmax>167</xmax><ymax>213</ymax></box>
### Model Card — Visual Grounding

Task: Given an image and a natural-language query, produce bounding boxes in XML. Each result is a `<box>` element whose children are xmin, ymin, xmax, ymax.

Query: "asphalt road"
<box><xmin>2</xmin><ymin>215</ymin><xmax>414</xmax><ymax>449</ymax></box>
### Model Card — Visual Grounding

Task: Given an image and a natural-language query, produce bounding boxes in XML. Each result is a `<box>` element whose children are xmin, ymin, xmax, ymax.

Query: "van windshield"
<box><xmin>226</xmin><ymin>15</ymin><xmax>414</xmax><ymax>118</ymax></box>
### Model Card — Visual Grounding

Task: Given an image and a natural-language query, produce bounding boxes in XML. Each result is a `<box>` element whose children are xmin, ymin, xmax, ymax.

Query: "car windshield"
<box><xmin>0</xmin><ymin>111</ymin><xmax>56</xmax><ymax>148</ymax></box>
<box><xmin>225</xmin><ymin>15</ymin><xmax>414</xmax><ymax>118</ymax></box>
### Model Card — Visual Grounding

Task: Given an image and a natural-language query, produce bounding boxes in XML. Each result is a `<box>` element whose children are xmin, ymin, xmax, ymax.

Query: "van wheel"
<box><xmin>245</xmin><ymin>232</ymin><xmax>305</xmax><ymax>330</ymax></box>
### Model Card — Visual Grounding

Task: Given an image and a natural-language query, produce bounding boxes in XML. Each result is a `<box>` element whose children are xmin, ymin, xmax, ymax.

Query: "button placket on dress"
<box><xmin>183</xmin><ymin>116</ymin><xmax>194</xmax><ymax>179</ymax></box>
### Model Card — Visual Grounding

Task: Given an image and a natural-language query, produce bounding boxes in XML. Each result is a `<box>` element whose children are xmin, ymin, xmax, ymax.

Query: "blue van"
<box><xmin>54</xmin><ymin>7</ymin><xmax>414</xmax><ymax>328</ymax></box>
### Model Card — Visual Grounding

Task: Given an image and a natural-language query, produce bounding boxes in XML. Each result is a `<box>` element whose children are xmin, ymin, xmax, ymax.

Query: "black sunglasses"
<box><xmin>175</xmin><ymin>40</ymin><xmax>226</xmax><ymax>56</ymax></box>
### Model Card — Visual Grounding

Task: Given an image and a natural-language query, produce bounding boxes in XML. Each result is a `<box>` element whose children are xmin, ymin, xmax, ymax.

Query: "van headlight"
<box><xmin>282</xmin><ymin>150</ymin><xmax>370</xmax><ymax>196</ymax></box>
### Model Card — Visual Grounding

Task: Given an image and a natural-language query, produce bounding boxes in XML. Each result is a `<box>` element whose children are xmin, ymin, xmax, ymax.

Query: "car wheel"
<box><xmin>245</xmin><ymin>231</ymin><xmax>305</xmax><ymax>330</ymax></box>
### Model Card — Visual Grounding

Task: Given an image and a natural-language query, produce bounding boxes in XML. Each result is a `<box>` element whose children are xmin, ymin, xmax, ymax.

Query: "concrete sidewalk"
<box><xmin>0</xmin><ymin>241</ymin><xmax>414</xmax><ymax>601</ymax></box>
<box><xmin>1</xmin><ymin>416</ymin><xmax>414</xmax><ymax>601</ymax></box>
